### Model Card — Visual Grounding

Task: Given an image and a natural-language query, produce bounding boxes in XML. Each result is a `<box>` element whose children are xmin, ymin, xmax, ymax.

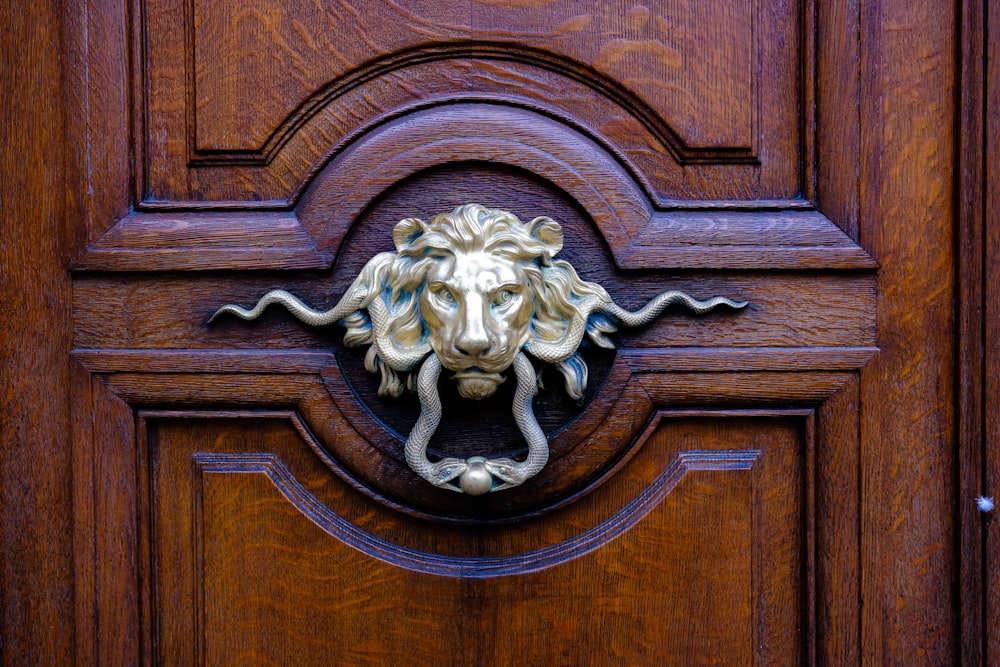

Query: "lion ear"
<box><xmin>393</xmin><ymin>217</ymin><xmax>428</xmax><ymax>250</ymax></box>
<box><xmin>526</xmin><ymin>216</ymin><xmax>563</xmax><ymax>259</ymax></box>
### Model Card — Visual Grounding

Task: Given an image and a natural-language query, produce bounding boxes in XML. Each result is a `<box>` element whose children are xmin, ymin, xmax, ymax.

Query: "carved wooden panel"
<box><xmin>2</xmin><ymin>0</ymin><xmax>973</xmax><ymax>661</ymax></box>
<box><xmin>68</xmin><ymin>0</ymin><xmax>863</xmax><ymax>274</ymax></box>
<box><xmin>66</xmin><ymin>0</ymin><xmax>879</xmax><ymax>663</ymax></box>
<box><xmin>191</xmin><ymin>1</ymin><xmax>758</xmax><ymax>154</ymax></box>
<box><xmin>150</xmin><ymin>0</ymin><xmax>790</xmax><ymax>203</ymax></box>
<box><xmin>73</xmin><ymin>343</ymin><xmax>863</xmax><ymax>662</ymax></box>
<box><xmin>112</xmin><ymin>403</ymin><xmax>836</xmax><ymax>666</ymax></box>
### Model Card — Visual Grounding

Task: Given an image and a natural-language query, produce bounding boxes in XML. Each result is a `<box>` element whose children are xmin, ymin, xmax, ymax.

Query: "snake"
<box><xmin>208</xmin><ymin>253</ymin><xmax>432</xmax><ymax>371</ymax></box>
<box><xmin>525</xmin><ymin>291</ymin><xmax>748</xmax><ymax>364</ymax></box>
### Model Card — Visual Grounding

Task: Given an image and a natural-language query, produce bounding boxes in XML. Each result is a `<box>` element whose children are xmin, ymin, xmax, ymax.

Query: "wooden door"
<box><xmin>3</xmin><ymin>1</ymin><xmax>983</xmax><ymax>665</ymax></box>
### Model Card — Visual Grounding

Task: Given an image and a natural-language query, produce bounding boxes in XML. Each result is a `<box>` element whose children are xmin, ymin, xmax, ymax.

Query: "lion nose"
<box><xmin>457</xmin><ymin>339</ymin><xmax>491</xmax><ymax>357</ymax></box>
<box><xmin>456</xmin><ymin>307</ymin><xmax>492</xmax><ymax>357</ymax></box>
<box><xmin>456</xmin><ymin>332</ymin><xmax>491</xmax><ymax>357</ymax></box>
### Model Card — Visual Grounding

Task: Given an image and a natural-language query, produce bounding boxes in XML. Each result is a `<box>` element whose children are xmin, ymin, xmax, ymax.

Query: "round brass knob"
<box><xmin>460</xmin><ymin>458</ymin><xmax>493</xmax><ymax>496</ymax></box>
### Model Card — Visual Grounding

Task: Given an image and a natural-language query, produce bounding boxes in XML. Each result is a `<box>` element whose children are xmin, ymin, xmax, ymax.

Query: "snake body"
<box><xmin>209</xmin><ymin>253</ymin><xmax>431</xmax><ymax>371</ymax></box>
<box><xmin>526</xmin><ymin>291</ymin><xmax>748</xmax><ymax>364</ymax></box>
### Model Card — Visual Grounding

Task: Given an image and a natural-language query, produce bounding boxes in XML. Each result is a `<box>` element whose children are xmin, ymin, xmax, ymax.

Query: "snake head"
<box><xmin>483</xmin><ymin>459</ymin><xmax>525</xmax><ymax>487</ymax></box>
<box><xmin>428</xmin><ymin>458</ymin><xmax>468</xmax><ymax>487</ymax></box>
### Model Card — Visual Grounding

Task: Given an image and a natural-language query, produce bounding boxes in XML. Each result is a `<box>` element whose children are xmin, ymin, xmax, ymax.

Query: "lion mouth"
<box><xmin>451</xmin><ymin>368</ymin><xmax>505</xmax><ymax>400</ymax></box>
<box><xmin>452</xmin><ymin>367</ymin><xmax>503</xmax><ymax>380</ymax></box>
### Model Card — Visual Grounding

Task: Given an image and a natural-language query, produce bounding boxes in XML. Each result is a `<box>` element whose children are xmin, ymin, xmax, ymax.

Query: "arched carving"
<box><xmin>298</xmin><ymin>103</ymin><xmax>651</xmax><ymax>263</ymax></box>
<box><xmin>191</xmin><ymin>44</ymin><xmax>747</xmax><ymax>168</ymax></box>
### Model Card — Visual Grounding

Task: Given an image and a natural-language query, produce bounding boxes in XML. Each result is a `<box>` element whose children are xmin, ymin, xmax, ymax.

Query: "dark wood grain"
<box><xmin>984</xmin><ymin>0</ymin><xmax>1000</xmax><ymax>662</ymax></box>
<box><xmin>859</xmin><ymin>1</ymin><xmax>958</xmax><ymax>663</ymax></box>
<box><xmin>190</xmin><ymin>1</ymin><xmax>760</xmax><ymax>155</ymax></box>
<box><xmin>76</xmin><ymin>103</ymin><xmax>862</xmax><ymax>272</ymax></box>
<box><xmin>3</xmin><ymin>0</ymin><xmax>985</xmax><ymax>663</ymax></box>
<box><xmin>815</xmin><ymin>0</ymin><xmax>861</xmax><ymax>240</ymax></box>
<box><xmin>73</xmin><ymin>272</ymin><xmax>875</xmax><ymax>350</ymax></box>
<box><xmin>141</xmin><ymin>0</ymin><xmax>802</xmax><ymax>204</ymax></box>
<box><xmin>140</xmin><ymin>413</ymin><xmax>806</xmax><ymax>665</ymax></box>
<box><xmin>63</xmin><ymin>0</ymin><xmax>133</xmax><ymax>244</ymax></box>
<box><xmin>70</xmin><ymin>355</ymin><xmax>868</xmax><ymax>528</ymax></box>
<box><xmin>815</xmin><ymin>375</ymin><xmax>861</xmax><ymax>664</ymax></box>
<box><xmin>958</xmin><ymin>0</ymin><xmax>987</xmax><ymax>664</ymax></box>
<box><xmin>0</xmin><ymin>2</ymin><xmax>75</xmax><ymax>664</ymax></box>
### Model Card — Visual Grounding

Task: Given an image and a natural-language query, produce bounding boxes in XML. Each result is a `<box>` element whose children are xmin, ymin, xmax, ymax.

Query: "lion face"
<box><xmin>419</xmin><ymin>249</ymin><xmax>534</xmax><ymax>399</ymax></box>
<box><xmin>347</xmin><ymin>204</ymin><xmax>612</xmax><ymax>401</ymax></box>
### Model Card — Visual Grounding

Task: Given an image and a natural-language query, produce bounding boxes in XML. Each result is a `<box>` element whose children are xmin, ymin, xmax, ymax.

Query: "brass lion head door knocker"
<box><xmin>210</xmin><ymin>204</ymin><xmax>747</xmax><ymax>495</ymax></box>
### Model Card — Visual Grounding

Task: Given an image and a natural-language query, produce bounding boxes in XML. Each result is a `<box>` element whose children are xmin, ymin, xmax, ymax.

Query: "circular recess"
<box><xmin>332</xmin><ymin>163</ymin><xmax>616</xmax><ymax>459</ymax></box>
<box><xmin>290</xmin><ymin>105</ymin><xmax>663</xmax><ymax>522</ymax></box>
<box><xmin>315</xmin><ymin>162</ymin><xmax>652</xmax><ymax>521</ymax></box>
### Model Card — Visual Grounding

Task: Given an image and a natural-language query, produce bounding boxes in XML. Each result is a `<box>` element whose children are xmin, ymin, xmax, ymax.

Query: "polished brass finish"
<box><xmin>211</xmin><ymin>204</ymin><xmax>747</xmax><ymax>494</ymax></box>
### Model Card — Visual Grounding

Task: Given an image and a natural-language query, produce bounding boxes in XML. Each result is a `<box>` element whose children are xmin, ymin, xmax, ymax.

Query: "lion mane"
<box><xmin>341</xmin><ymin>204</ymin><xmax>617</xmax><ymax>401</ymax></box>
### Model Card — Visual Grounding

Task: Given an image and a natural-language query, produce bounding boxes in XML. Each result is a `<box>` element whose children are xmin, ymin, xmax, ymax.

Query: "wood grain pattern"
<box><xmin>71</xmin><ymin>346</ymin><xmax>868</xmax><ymax>528</ymax></box>
<box><xmin>64</xmin><ymin>0</ymin><xmax>132</xmax><ymax>245</ymax></box>
<box><xmin>141</xmin><ymin>413</ymin><xmax>807</xmax><ymax>665</ymax></box>
<box><xmin>2</xmin><ymin>0</ymin><xmax>982</xmax><ymax>663</ymax></box>
<box><xmin>984</xmin><ymin>0</ymin><xmax>1000</xmax><ymax>662</ymax></box>
<box><xmin>957</xmin><ymin>0</ymin><xmax>987</xmax><ymax>663</ymax></box>
<box><xmin>189</xmin><ymin>447</ymin><xmax>761</xmax><ymax>576</ymax></box>
<box><xmin>0</xmin><ymin>2</ymin><xmax>75</xmax><ymax>664</ymax></box>
<box><xmin>68</xmin><ymin>361</ymin><xmax>863</xmax><ymax>660</ymax></box>
<box><xmin>859</xmin><ymin>1</ymin><xmax>957</xmax><ymax>662</ymax></box>
<box><xmin>128</xmin><ymin>0</ymin><xmax>805</xmax><ymax>207</ymax></box>
<box><xmin>76</xmin><ymin>106</ymin><xmax>870</xmax><ymax>271</ymax></box>
<box><xmin>191</xmin><ymin>1</ymin><xmax>758</xmax><ymax>153</ymax></box>
<box><xmin>72</xmin><ymin>272</ymin><xmax>875</xmax><ymax>350</ymax></box>
<box><xmin>815</xmin><ymin>374</ymin><xmax>861</xmax><ymax>664</ymax></box>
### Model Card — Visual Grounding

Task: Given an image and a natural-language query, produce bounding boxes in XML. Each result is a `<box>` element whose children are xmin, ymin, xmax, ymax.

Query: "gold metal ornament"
<box><xmin>210</xmin><ymin>204</ymin><xmax>747</xmax><ymax>495</ymax></box>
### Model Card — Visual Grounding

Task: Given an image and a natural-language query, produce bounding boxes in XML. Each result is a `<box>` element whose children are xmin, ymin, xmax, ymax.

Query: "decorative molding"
<box><xmin>68</xmin><ymin>0</ymin><xmax>817</xmax><ymax>252</ymax></box>
<box><xmin>187</xmin><ymin>44</ymin><xmax>757</xmax><ymax>166</ymax></box>
<box><xmin>72</xmin><ymin>346</ymin><xmax>877</xmax><ymax>376</ymax></box>
<box><xmin>136</xmin><ymin>0</ymin><xmax>792</xmax><ymax>206</ymax></box>
<box><xmin>75</xmin><ymin>355</ymin><xmax>858</xmax><ymax>664</ymax></box>
<box><xmin>619</xmin><ymin>347</ymin><xmax>877</xmax><ymax>372</ymax></box>
<box><xmin>188</xmin><ymin>448</ymin><xmax>760</xmax><ymax>577</ymax></box>
<box><xmin>74</xmin><ymin>103</ymin><xmax>876</xmax><ymax>272</ymax></box>
<box><xmin>208</xmin><ymin>204</ymin><xmax>747</xmax><ymax>493</ymax></box>
<box><xmin>70</xmin><ymin>338</ymin><xmax>871</xmax><ymax>520</ymax></box>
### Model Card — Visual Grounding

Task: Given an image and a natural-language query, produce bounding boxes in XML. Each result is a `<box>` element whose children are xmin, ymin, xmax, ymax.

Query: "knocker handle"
<box><xmin>403</xmin><ymin>353</ymin><xmax>547</xmax><ymax>495</ymax></box>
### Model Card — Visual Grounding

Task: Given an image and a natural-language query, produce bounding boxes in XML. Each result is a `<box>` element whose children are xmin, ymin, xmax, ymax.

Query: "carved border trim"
<box><xmin>187</xmin><ymin>448</ymin><xmax>760</xmax><ymax>578</ymax></box>
<box><xmin>74</xmin><ymin>104</ymin><xmax>876</xmax><ymax>272</ymax></box>
<box><xmin>184</xmin><ymin>43</ymin><xmax>757</xmax><ymax>167</ymax></box>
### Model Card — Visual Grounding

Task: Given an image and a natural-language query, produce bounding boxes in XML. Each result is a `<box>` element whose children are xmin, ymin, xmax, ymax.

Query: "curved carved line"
<box><xmin>295</xmin><ymin>97</ymin><xmax>659</xmax><ymax>214</ymax></box>
<box><xmin>190</xmin><ymin>42</ymin><xmax>753</xmax><ymax>168</ymax></box>
<box><xmin>294</xmin><ymin>107</ymin><xmax>645</xmax><ymax>261</ymax></box>
<box><xmin>193</xmin><ymin>449</ymin><xmax>759</xmax><ymax>578</ymax></box>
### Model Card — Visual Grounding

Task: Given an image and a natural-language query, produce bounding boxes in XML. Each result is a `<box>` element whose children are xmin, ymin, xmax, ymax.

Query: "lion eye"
<box><xmin>435</xmin><ymin>286</ymin><xmax>455</xmax><ymax>303</ymax></box>
<box><xmin>493</xmin><ymin>290</ymin><xmax>515</xmax><ymax>306</ymax></box>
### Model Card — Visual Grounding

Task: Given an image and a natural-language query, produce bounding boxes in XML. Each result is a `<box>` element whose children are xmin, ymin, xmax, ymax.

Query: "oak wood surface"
<box><xmin>144</xmin><ymin>0</ymin><xmax>798</xmax><ymax>203</ymax></box>
<box><xmin>957</xmin><ymin>0</ymin><xmax>988</xmax><ymax>664</ymax></box>
<box><xmin>143</xmin><ymin>413</ymin><xmax>805</xmax><ymax>665</ymax></box>
<box><xmin>1</xmin><ymin>0</ymin><xmax>990</xmax><ymax>665</ymax></box>
<box><xmin>984</xmin><ymin>0</ymin><xmax>1000</xmax><ymax>661</ymax></box>
<box><xmin>857</xmin><ymin>3</ymin><xmax>957</xmax><ymax>662</ymax></box>
<box><xmin>1</xmin><ymin>2</ymin><xmax>75</xmax><ymax>664</ymax></box>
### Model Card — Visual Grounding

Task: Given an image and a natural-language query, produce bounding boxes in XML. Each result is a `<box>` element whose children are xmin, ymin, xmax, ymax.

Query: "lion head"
<box><xmin>343</xmin><ymin>204</ymin><xmax>613</xmax><ymax>401</ymax></box>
